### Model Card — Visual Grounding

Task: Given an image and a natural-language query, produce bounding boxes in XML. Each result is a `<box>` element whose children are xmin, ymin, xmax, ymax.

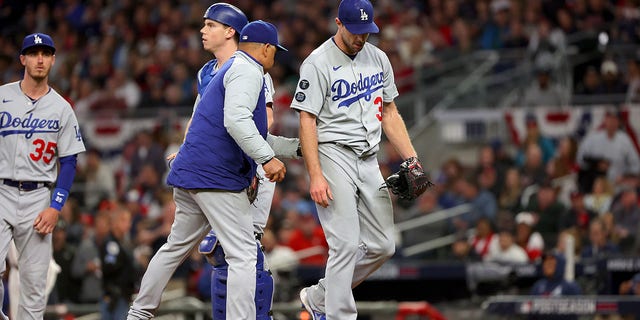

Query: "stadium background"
<box><xmin>2</xmin><ymin>0</ymin><xmax>640</xmax><ymax>319</ymax></box>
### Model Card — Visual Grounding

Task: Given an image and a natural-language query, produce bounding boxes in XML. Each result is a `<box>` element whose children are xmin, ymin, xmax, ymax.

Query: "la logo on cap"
<box><xmin>360</xmin><ymin>8</ymin><xmax>368</xmax><ymax>21</ymax></box>
<box><xmin>34</xmin><ymin>34</ymin><xmax>43</xmax><ymax>44</ymax></box>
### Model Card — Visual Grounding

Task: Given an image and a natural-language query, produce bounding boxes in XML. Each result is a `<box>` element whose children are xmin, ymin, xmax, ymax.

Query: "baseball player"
<box><xmin>0</xmin><ymin>33</ymin><xmax>85</xmax><ymax>320</ymax></box>
<box><xmin>291</xmin><ymin>0</ymin><xmax>423</xmax><ymax>319</ymax></box>
<box><xmin>127</xmin><ymin>20</ymin><xmax>288</xmax><ymax>320</ymax></box>
<box><xmin>160</xmin><ymin>4</ymin><xmax>298</xmax><ymax>319</ymax></box>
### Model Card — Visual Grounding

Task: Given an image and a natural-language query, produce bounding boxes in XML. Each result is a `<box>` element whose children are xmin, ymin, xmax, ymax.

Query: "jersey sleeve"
<box><xmin>290</xmin><ymin>61</ymin><xmax>326</xmax><ymax>116</ymax></box>
<box><xmin>264</xmin><ymin>73</ymin><xmax>275</xmax><ymax>106</ymax></box>
<box><xmin>57</xmin><ymin>105</ymin><xmax>86</xmax><ymax>157</ymax></box>
<box><xmin>223</xmin><ymin>62</ymin><xmax>274</xmax><ymax>164</ymax></box>
<box><xmin>380</xmin><ymin>51</ymin><xmax>399</xmax><ymax>103</ymax></box>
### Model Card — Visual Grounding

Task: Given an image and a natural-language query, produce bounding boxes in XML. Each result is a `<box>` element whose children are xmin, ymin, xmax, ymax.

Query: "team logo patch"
<box><xmin>295</xmin><ymin>92</ymin><xmax>306</xmax><ymax>102</ymax></box>
<box><xmin>299</xmin><ymin>79</ymin><xmax>309</xmax><ymax>90</ymax></box>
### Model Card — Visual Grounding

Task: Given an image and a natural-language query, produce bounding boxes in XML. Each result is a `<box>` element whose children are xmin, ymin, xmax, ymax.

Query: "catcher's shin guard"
<box><xmin>199</xmin><ymin>230</ymin><xmax>227</xmax><ymax>267</ymax></box>
<box><xmin>256</xmin><ymin>243</ymin><xmax>274</xmax><ymax>320</ymax></box>
<box><xmin>201</xmin><ymin>231</ymin><xmax>274</xmax><ymax>320</ymax></box>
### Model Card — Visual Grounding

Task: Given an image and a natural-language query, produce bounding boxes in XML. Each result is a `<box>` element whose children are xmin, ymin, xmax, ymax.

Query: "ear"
<box><xmin>19</xmin><ymin>55</ymin><xmax>26</xmax><ymax>66</ymax></box>
<box><xmin>226</xmin><ymin>27</ymin><xmax>236</xmax><ymax>39</ymax></box>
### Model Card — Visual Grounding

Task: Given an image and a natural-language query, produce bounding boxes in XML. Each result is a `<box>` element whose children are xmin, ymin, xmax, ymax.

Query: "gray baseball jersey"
<box><xmin>0</xmin><ymin>81</ymin><xmax>85</xmax><ymax>320</ymax></box>
<box><xmin>0</xmin><ymin>81</ymin><xmax>85</xmax><ymax>182</ymax></box>
<box><xmin>290</xmin><ymin>38</ymin><xmax>398</xmax><ymax>155</ymax></box>
<box><xmin>290</xmin><ymin>38</ymin><xmax>399</xmax><ymax>319</ymax></box>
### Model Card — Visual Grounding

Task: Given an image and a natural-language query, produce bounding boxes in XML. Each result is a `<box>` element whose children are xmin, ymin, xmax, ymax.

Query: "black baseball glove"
<box><xmin>247</xmin><ymin>174</ymin><xmax>260</xmax><ymax>204</ymax></box>
<box><xmin>386</xmin><ymin>157</ymin><xmax>434</xmax><ymax>201</ymax></box>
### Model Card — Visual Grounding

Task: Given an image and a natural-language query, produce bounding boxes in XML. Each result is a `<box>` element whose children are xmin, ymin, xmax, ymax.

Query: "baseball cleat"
<box><xmin>299</xmin><ymin>287</ymin><xmax>326</xmax><ymax>320</ymax></box>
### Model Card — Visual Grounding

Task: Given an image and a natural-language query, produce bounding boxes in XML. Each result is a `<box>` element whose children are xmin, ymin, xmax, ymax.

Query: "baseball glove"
<box><xmin>386</xmin><ymin>157</ymin><xmax>434</xmax><ymax>201</ymax></box>
<box><xmin>247</xmin><ymin>174</ymin><xmax>260</xmax><ymax>204</ymax></box>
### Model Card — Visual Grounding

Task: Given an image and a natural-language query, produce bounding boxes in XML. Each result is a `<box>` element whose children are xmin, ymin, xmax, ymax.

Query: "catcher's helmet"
<box><xmin>203</xmin><ymin>3</ymin><xmax>248</xmax><ymax>34</ymax></box>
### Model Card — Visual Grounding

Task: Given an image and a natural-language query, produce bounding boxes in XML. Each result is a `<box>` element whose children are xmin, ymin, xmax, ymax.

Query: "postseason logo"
<box><xmin>331</xmin><ymin>72</ymin><xmax>384</xmax><ymax>108</ymax></box>
<box><xmin>0</xmin><ymin>112</ymin><xmax>61</xmax><ymax>138</ymax></box>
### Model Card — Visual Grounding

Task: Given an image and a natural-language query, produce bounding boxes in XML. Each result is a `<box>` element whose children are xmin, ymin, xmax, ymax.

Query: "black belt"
<box><xmin>321</xmin><ymin>142</ymin><xmax>375</xmax><ymax>160</ymax></box>
<box><xmin>2</xmin><ymin>179</ymin><xmax>50</xmax><ymax>191</ymax></box>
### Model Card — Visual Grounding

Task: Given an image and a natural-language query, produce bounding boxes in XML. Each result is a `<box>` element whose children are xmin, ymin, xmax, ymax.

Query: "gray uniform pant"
<box><xmin>0</xmin><ymin>185</ymin><xmax>52</xmax><ymax>320</ymax></box>
<box><xmin>127</xmin><ymin>187</ymin><xmax>257</xmax><ymax>320</ymax></box>
<box><xmin>304</xmin><ymin>144</ymin><xmax>396</xmax><ymax>320</ymax></box>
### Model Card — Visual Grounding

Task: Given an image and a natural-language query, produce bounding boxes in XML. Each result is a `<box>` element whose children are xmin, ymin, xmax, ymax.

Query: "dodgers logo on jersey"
<box><xmin>0</xmin><ymin>112</ymin><xmax>61</xmax><ymax>138</ymax></box>
<box><xmin>331</xmin><ymin>72</ymin><xmax>384</xmax><ymax>108</ymax></box>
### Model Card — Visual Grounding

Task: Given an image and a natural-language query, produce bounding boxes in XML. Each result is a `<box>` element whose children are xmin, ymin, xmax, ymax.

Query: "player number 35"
<box><xmin>30</xmin><ymin>139</ymin><xmax>57</xmax><ymax>164</ymax></box>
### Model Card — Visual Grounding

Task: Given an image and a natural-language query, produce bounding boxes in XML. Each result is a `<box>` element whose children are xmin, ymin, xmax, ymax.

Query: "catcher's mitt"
<box><xmin>386</xmin><ymin>157</ymin><xmax>434</xmax><ymax>201</ymax></box>
<box><xmin>247</xmin><ymin>174</ymin><xmax>260</xmax><ymax>204</ymax></box>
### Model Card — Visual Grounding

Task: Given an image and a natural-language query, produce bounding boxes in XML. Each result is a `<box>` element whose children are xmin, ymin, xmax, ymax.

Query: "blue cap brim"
<box><xmin>344</xmin><ymin>22</ymin><xmax>379</xmax><ymax>35</ymax></box>
<box><xmin>276</xmin><ymin>44</ymin><xmax>288</xmax><ymax>52</ymax></box>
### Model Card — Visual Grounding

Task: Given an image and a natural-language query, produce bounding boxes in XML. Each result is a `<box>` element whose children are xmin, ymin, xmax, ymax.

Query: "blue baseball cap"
<box><xmin>240</xmin><ymin>20</ymin><xmax>287</xmax><ymax>51</ymax></box>
<box><xmin>21</xmin><ymin>33</ymin><xmax>56</xmax><ymax>55</ymax></box>
<box><xmin>338</xmin><ymin>0</ymin><xmax>379</xmax><ymax>35</ymax></box>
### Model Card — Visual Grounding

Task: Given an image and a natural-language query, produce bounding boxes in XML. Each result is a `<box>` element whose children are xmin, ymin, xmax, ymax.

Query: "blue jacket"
<box><xmin>167</xmin><ymin>52</ymin><xmax>270</xmax><ymax>191</ymax></box>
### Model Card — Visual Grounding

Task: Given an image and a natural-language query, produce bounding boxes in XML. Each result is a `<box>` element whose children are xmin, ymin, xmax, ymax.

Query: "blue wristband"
<box><xmin>50</xmin><ymin>188</ymin><xmax>69</xmax><ymax>211</ymax></box>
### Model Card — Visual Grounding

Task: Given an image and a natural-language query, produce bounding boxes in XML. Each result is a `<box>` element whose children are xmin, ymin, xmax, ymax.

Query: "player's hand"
<box><xmin>33</xmin><ymin>207</ymin><xmax>59</xmax><ymax>235</ymax></box>
<box><xmin>309</xmin><ymin>174</ymin><xmax>333</xmax><ymax>208</ymax></box>
<box><xmin>262</xmin><ymin>157</ymin><xmax>286</xmax><ymax>182</ymax></box>
<box><xmin>166</xmin><ymin>152</ymin><xmax>177</xmax><ymax>161</ymax></box>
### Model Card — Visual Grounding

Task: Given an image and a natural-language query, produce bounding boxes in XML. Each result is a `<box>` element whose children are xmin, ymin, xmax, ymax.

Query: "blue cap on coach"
<box><xmin>240</xmin><ymin>20</ymin><xmax>287</xmax><ymax>52</ymax></box>
<box><xmin>338</xmin><ymin>0</ymin><xmax>379</xmax><ymax>35</ymax></box>
<box><xmin>21</xmin><ymin>33</ymin><xmax>56</xmax><ymax>55</ymax></box>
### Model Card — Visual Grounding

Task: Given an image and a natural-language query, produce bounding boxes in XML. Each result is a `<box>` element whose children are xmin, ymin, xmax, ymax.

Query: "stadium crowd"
<box><xmin>1</xmin><ymin>0</ymin><xmax>640</xmax><ymax>318</ymax></box>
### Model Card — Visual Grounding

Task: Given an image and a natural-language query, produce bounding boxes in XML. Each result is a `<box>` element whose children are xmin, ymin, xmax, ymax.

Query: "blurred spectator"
<box><xmin>599</xmin><ymin>60</ymin><xmax>627</xmax><ymax>94</ymax></box>
<box><xmin>553</xmin><ymin>228</ymin><xmax>583</xmax><ymax>258</ymax></box>
<box><xmin>108</xmin><ymin>68</ymin><xmax>142</xmax><ymax>111</ymax></box>
<box><xmin>435</xmin><ymin>157</ymin><xmax>466</xmax><ymax>209</ymax></box>
<box><xmin>59</xmin><ymin>198</ymin><xmax>85</xmax><ymax>246</ymax></box>
<box><xmin>527</xmin><ymin>18</ymin><xmax>566</xmax><ymax>62</ymax></box>
<box><xmin>285</xmin><ymin>208</ymin><xmax>328</xmax><ymax>266</ymax></box>
<box><xmin>450</xmin><ymin>235</ymin><xmax>481</xmax><ymax>262</ymax></box>
<box><xmin>398</xmin><ymin>191</ymin><xmax>446</xmax><ymax>259</ymax></box>
<box><xmin>520</xmin><ymin>144</ymin><xmax>550</xmax><ymax>192</ymax></box>
<box><xmin>484</xmin><ymin>229</ymin><xmax>529</xmax><ymax>264</ymax></box>
<box><xmin>576</xmin><ymin>109</ymin><xmax>640</xmax><ymax>191</ymax></box>
<box><xmin>80</xmin><ymin>148</ymin><xmax>117</xmax><ymax>212</ymax></box>
<box><xmin>619</xmin><ymin>272</ymin><xmax>640</xmax><ymax>296</ymax></box>
<box><xmin>523</xmin><ymin>180</ymin><xmax>567</xmax><ymax>247</ymax></box>
<box><xmin>520</xmin><ymin>54</ymin><xmax>567</xmax><ymax>107</ymax></box>
<box><xmin>498</xmin><ymin>167</ymin><xmax>523</xmax><ymax>213</ymax></box>
<box><xmin>474</xmin><ymin>145</ymin><xmax>506</xmax><ymax>198</ymax></box>
<box><xmin>547</xmin><ymin>136</ymin><xmax>578</xmax><ymax>180</ymax></box>
<box><xmin>625</xmin><ymin>58</ymin><xmax>640</xmax><ymax>102</ymax></box>
<box><xmin>129</xmin><ymin>130</ymin><xmax>167</xmax><ymax>180</ymax></box>
<box><xmin>610</xmin><ymin>187</ymin><xmax>640</xmax><ymax>253</ymax></box>
<box><xmin>574</xmin><ymin>66</ymin><xmax>604</xmax><ymax>95</ymax></box>
<box><xmin>451</xmin><ymin>176</ymin><xmax>498</xmax><ymax>233</ymax></box>
<box><xmin>529</xmin><ymin>253</ymin><xmax>581</xmax><ymax>320</ymax></box>
<box><xmin>71</xmin><ymin>210</ymin><xmax>110</xmax><ymax>304</ymax></box>
<box><xmin>581</xmin><ymin>218</ymin><xmax>620</xmax><ymax>259</ymax></box>
<box><xmin>480</xmin><ymin>0</ymin><xmax>511</xmax><ymax>49</ymax></box>
<box><xmin>515</xmin><ymin>212</ymin><xmax>545</xmax><ymax>262</ymax></box>
<box><xmin>100</xmin><ymin>207</ymin><xmax>138</xmax><ymax>320</ymax></box>
<box><xmin>516</xmin><ymin>114</ymin><xmax>556</xmax><ymax>168</ymax></box>
<box><xmin>469</xmin><ymin>218</ymin><xmax>499</xmax><ymax>260</ymax></box>
<box><xmin>583</xmin><ymin>176</ymin><xmax>614</xmax><ymax>216</ymax></box>
<box><xmin>50</xmin><ymin>220</ymin><xmax>79</xmax><ymax>304</ymax></box>
<box><xmin>559</xmin><ymin>191</ymin><xmax>596</xmax><ymax>241</ymax></box>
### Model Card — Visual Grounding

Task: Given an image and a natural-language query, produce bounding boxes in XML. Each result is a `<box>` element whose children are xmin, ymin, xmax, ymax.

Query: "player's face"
<box><xmin>336</xmin><ymin>20</ymin><xmax>369</xmax><ymax>55</ymax></box>
<box><xmin>20</xmin><ymin>48</ymin><xmax>54</xmax><ymax>81</ymax></box>
<box><xmin>201</xmin><ymin>19</ymin><xmax>232</xmax><ymax>54</ymax></box>
<box><xmin>262</xmin><ymin>44</ymin><xmax>277</xmax><ymax>72</ymax></box>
